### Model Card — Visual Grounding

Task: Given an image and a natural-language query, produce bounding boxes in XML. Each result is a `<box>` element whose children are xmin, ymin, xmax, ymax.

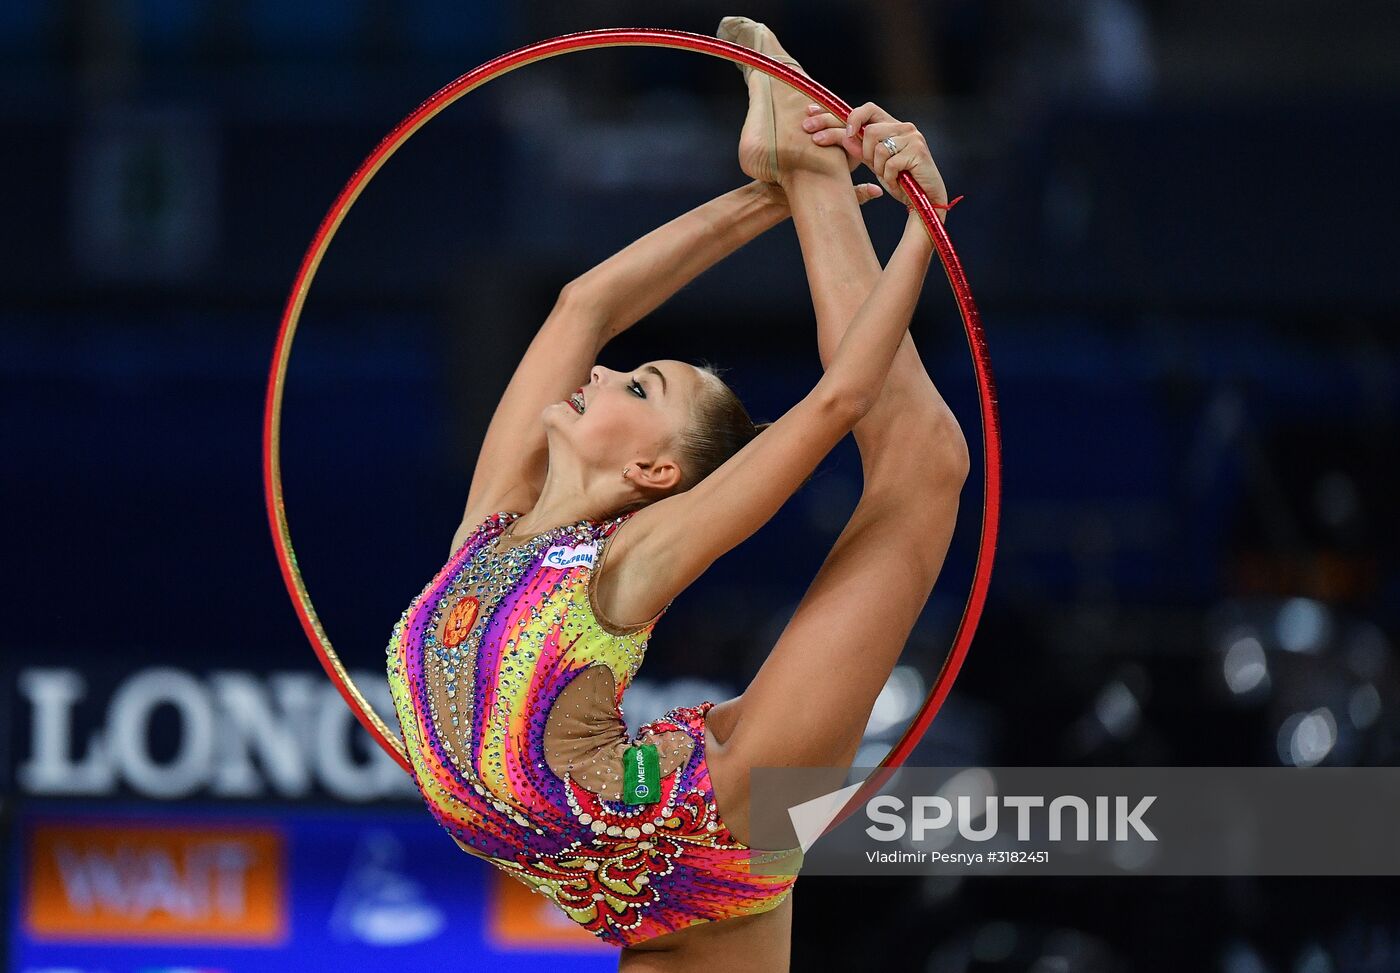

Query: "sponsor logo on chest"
<box><xmin>542</xmin><ymin>542</ymin><xmax>597</xmax><ymax>570</ymax></box>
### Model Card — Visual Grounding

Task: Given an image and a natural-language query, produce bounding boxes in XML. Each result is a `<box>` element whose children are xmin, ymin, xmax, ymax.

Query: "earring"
<box><xmin>622</xmin><ymin>466</ymin><xmax>631</xmax><ymax>478</ymax></box>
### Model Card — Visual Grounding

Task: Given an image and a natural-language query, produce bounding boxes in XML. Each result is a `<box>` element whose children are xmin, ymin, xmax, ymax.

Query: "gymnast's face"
<box><xmin>545</xmin><ymin>360</ymin><xmax>706</xmax><ymax>489</ymax></box>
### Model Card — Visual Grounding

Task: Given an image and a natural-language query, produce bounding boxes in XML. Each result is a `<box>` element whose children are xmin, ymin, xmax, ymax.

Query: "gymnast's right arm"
<box><xmin>616</xmin><ymin>202</ymin><xmax>938</xmax><ymax>617</ymax></box>
<box><xmin>565</xmin><ymin>179</ymin><xmax>878</xmax><ymax>346</ymax></box>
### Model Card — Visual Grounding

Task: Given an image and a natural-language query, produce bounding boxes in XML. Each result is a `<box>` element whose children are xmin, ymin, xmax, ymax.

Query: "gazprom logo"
<box><xmin>543</xmin><ymin>543</ymin><xmax>597</xmax><ymax>569</ymax></box>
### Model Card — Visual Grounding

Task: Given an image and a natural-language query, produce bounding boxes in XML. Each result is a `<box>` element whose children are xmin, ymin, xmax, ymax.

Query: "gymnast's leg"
<box><xmin>704</xmin><ymin>38</ymin><xmax>970</xmax><ymax>844</ymax></box>
<box><xmin>631</xmin><ymin>109</ymin><xmax>968</xmax><ymax>971</ymax></box>
<box><xmin>618</xmin><ymin>23</ymin><xmax>969</xmax><ymax>973</ymax></box>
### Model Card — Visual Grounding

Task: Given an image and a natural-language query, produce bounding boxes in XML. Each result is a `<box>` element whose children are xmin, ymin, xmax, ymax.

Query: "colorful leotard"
<box><xmin>385</xmin><ymin>509</ymin><xmax>802</xmax><ymax>946</ymax></box>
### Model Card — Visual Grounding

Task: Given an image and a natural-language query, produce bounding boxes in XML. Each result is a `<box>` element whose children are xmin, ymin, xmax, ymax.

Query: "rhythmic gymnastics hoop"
<box><xmin>262</xmin><ymin>27</ymin><xmax>1001</xmax><ymax>833</ymax></box>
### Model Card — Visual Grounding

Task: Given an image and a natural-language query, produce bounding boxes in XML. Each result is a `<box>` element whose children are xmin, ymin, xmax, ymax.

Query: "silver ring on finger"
<box><xmin>881</xmin><ymin>136</ymin><xmax>901</xmax><ymax>157</ymax></box>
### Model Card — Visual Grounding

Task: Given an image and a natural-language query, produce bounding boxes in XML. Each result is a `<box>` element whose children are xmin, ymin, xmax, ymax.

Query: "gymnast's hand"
<box><xmin>804</xmin><ymin>101</ymin><xmax>948</xmax><ymax>212</ymax></box>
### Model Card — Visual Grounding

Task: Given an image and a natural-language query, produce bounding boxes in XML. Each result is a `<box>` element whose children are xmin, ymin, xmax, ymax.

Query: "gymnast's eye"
<box><xmin>629</xmin><ymin>379</ymin><xmax>646</xmax><ymax>399</ymax></box>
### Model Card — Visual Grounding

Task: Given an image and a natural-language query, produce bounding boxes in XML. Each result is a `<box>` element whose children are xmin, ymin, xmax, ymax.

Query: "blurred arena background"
<box><xmin>3</xmin><ymin>1</ymin><xmax>1399</xmax><ymax>970</ymax></box>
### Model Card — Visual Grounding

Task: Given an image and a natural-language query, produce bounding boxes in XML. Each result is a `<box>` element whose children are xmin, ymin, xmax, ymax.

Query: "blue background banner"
<box><xmin>10</xmin><ymin>804</ymin><xmax>616</xmax><ymax>972</ymax></box>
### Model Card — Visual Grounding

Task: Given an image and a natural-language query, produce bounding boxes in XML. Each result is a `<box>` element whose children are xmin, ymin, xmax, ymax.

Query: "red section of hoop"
<box><xmin>262</xmin><ymin>28</ymin><xmax>1001</xmax><ymax>821</ymax></box>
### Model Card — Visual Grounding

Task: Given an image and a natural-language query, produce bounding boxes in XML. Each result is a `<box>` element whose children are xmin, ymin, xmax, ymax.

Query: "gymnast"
<box><xmin>384</xmin><ymin>17</ymin><xmax>968</xmax><ymax>972</ymax></box>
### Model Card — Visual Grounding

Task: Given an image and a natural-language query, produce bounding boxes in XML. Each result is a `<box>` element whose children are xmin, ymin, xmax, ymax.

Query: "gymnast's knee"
<box><xmin>861</xmin><ymin>431</ymin><xmax>968</xmax><ymax>509</ymax></box>
<box><xmin>913</xmin><ymin>421</ymin><xmax>971</xmax><ymax>491</ymax></box>
<box><xmin>907</xmin><ymin>402</ymin><xmax>970</xmax><ymax>481</ymax></box>
<box><xmin>930</xmin><ymin>425</ymin><xmax>971</xmax><ymax>486</ymax></box>
<box><xmin>860</xmin><ymin>392</ymin><xmax>968</xmax><ymax>466</ymax></box>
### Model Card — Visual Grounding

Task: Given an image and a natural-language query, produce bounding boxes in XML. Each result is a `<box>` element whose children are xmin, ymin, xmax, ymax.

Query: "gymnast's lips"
<box><xmin>566</xmin><ymin>388</ymin><xmax>586</xmax><ymax>414</ymax></box>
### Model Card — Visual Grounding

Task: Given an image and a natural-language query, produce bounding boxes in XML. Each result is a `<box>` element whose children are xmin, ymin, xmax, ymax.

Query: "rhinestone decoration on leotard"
<box><xmin>422</xmin><ymin>518</ymin><xmax>581</xmax><ymax>784</ymax></box>
<box><xmin>384</xmin><ymin>509</ymin><xmax>802</xmax><ymax>947</ymax></box>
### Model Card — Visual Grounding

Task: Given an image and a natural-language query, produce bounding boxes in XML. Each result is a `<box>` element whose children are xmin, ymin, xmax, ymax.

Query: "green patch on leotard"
<box><xmin>622</xmin><ymin>743</ymin><xmax>660</xmax><ymax>805</ymax></box>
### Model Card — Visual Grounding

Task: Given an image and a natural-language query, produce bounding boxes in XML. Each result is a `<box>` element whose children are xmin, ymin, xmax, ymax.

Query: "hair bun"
<box><xmin>752</xmin><ymin>421</ymin><xmax>773</xmax><ymax>434</ymax></box>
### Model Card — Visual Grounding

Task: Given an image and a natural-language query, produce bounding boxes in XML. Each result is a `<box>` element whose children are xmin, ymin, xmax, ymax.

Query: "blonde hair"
<box><xmin>668</xmin><ymin>362</ymin><xmax>764</xmax><ymax>494</ymax></box>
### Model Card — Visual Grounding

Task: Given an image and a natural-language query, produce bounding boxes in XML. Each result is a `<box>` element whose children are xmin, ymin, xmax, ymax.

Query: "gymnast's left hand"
<box><xmin>806</xmin><ymin>101</ymin><xmax>948</xmax><ymax>212</ymax></box>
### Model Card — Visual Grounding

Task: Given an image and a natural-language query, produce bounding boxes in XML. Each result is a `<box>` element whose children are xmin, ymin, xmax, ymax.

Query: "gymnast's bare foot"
<box><xmin>718</xmin><ymin>16</ymin><xmax>845</xmax><ymax>185</ymax></box>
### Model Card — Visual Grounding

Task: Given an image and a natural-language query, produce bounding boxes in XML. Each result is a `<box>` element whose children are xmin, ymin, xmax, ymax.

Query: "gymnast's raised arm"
<box><xmin>457</xmin><ymin>180</ymin><xmax>881</xmax><ymax>538</ymax></box>
<box><xmin>615</xmin><ymin>141</ymin><xmax>943</xmax><ymax>618</ymax></box>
